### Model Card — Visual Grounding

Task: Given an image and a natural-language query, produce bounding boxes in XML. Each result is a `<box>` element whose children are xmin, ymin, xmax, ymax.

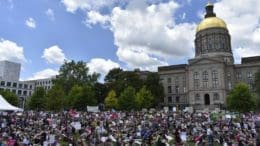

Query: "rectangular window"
<box><xmin>0</xmin><ymin>81</ymin><xmax>5</xmax><ymax>86</ymax></box>
<box><xmin>213</xmin><ymin>80</ymin><xmax>218</xmax><ymax>88</ymax></box>
<box><xmin>247</xmin><ymin>72</ymin><xmax>253</xmax><ymax>79</ymax></box>
<box><xmin>247</xmin><ymin>72</ymin><xmax>253</xmax><ymax>90</ymax></box>
<box><xmin>203</xmin><ymin>81</ymin><xmax>208</xmax><ymax>88</ymax></box>
<box><xmin>175</xmin><ymin>77</ymin><xmax>179</xmax><ymax>85</ymax></box>
<box><xmin>167</xmin><ymin>78</ymin><xmax>171</xmax><ymax>83</ymax></box>
<box><xmin>228</xmin><ymin>82</ymin><xmax>232</xmax><ymax>90</ymax></box>
<box><xmin>194</xmin><ymin>72</ymin><xmax>200</xmax><ymax>89</ymax></box>
<box><xmin>23</xmin><ymin>91</ymin><xmax>27</xmax><ymax>96</ymax></box>
<box><xmin>175</xmin><ymin>86</ymin><xmax>179</xmax><ymax>93</ymax></box>
<box><xmin>19</xmin><ymin>84</ymin><xmax>23</xmax><ymax>88</ymax></box>
<box><xmin>12</xmin><ymin>89</ymin><xmax>16</xmax><ymax>94</ymax></box>
<box><xmin>227</xmin><ymin>72</ymin><xmax>231</xmax><ymax>80</ymax></box>
<box><xmin>236</xmin><ymin>72</ymin><xmax>242</xmax><ymax>80</ymax></box>
<box><xmin>12</xmin><ymin>82</ymin><xmax>17</xmax><ymax>88</ymax></box>
<box><xmin>168</xmin><ymin>96</ymin><xmax>172</xmax><ymax>103</ymax></box>
<box><xmin>6</xmin><ymin>82</ymin><xmax>11</xmax><ymax>87</ymax></box>
<box><xmin>29</xmin><ymin>85</ymin><xmax>32</xmax><ymax>89</ymax></box>
<box><xmin>24</xmin><ymin>84</ymin><xmax>28</xmax><ymax>89</ymax></box>
<box><xmin>212</xmin><ymin>70</ymin><xmax>218</xmax><ymax>88</ymax></box>
<box><xmin>176</xmin><ymin>96</ymin><xmax>180</xmax><ymax>103</ymax></box>
<box><xmin>194</xmin><ymin>80</ymin><xmax>199</xmax><ymax>89</ymax></box>
<box><xmin>18</xmin><ymin>90</ymin><xmax>22</xmax><ymax>95</ymax></box>
<box><xmin>168</xmin><ymin>86</ymin><xmax>172</xmax><ymax>93</ymax></box>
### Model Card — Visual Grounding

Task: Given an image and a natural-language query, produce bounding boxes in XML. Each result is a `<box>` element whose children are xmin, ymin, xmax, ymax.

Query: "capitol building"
<box><xmin>158</xmin><ymin>3</ymin><xmax>260</xmax><ymax>110</ymax></box>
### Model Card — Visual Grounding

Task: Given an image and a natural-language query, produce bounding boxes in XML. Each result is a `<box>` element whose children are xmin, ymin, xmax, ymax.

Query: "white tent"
<box><xmin>0</xmin><ymin>95</ymin><xmax>23</xmax><ymax>111</ymax></box>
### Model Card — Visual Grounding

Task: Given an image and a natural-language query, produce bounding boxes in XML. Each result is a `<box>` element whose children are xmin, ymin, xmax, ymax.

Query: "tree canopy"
<box><xmin>227</xmin><ymin>83</ymin><xmax>256</xmax><ymax>113</ymax></box>
<box><xmin>135</xmin><ymin>86</ymin><xmax>154</xmax><ymax>109</ymax></box>
<box><xmin>0</xmin><ymin>90</ymin><xmax>19</xmax><ymax>107</ymax></box>
<box><xmin>118</xmin><ymin>86</ymin><xmax>136</xmax><ymax>111</ymax></box>
<box><xmin>104</xmin><ymin>90</ymin><xmax>118</xmax><ymax>109</ymax></box>
<box><xmin>144</xmin><ymin>72</ymin><xmax>164</xmax><ymax>106</ymax></box>
<box><xmin>53</xmin><ymin>60</ymin><xmax>100</xmax><ymax>94</ymax></box>
<box><xmin>45</xmin><ymin>85</ymin><xmax>65</xmax><ymax>111</ymax></box>
<box><xmin>27</xmin><ymin>87</ymin><xmax>46</xmax><ymax>110</ymax></box>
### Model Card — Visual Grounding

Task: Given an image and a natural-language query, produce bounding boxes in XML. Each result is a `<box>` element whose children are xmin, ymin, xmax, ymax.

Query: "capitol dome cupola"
<box><xmin>195</xmin><ymin>2</ymin><xmax>233</xmax><ymax>60</ymax></box>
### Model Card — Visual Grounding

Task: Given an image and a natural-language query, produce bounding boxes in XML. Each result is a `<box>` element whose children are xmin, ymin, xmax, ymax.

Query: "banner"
<box><xmin>87</xmin><ymin>106</ymin><xmax>99</xmax><ymax>112</ymax></box>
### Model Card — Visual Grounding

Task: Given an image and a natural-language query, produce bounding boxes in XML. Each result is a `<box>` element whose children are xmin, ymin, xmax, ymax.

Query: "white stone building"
<box><xmin>158</xmin><ymin>3</ymin><xmax>260</xmax><ymax>111</ymax></box>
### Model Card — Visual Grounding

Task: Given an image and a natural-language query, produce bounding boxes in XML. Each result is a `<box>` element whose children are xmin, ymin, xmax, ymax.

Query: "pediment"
<box><xmin>189</xmin><ymin>57</ymin><xmax>223</xmax><ymax>66</ymax></box>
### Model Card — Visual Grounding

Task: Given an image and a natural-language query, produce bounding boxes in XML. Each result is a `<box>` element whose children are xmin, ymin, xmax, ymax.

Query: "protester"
<box><xmin>0</xmin><ymin>110</ymin><xmax>259</xmax><ymax>145</ymax></box>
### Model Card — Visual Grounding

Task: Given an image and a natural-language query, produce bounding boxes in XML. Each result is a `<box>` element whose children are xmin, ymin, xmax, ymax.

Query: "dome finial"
<box><xmin>205</xmin><ymin>1</ymin><xmax>216</xmax><ymax>18</ymax></box>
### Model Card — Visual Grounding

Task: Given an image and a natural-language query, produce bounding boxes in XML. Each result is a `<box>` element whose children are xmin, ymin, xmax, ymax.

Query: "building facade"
<box><xmin>0</xmin><ymin>61</ymin><xmax>21</xmax><ymax>81</ymax></box>
<box><xmin>0</xmin><ymin>60</ymin><xmax>54</xmax><ymax>107</ymax></box>
<box><xmin>158</xmin><ymin>3</ymin><xmax>260</xmax><ymax>111</ymax></box>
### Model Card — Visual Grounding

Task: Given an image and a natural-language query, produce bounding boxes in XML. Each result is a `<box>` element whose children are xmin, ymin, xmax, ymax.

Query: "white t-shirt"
<box><xmin>207</xmin><ymin>128</ymin><xmax>212</xmax><ymax>136</ymax></box>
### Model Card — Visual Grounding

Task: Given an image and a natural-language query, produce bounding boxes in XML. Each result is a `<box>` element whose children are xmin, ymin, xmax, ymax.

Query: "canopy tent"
<box><xmin>0</xmin><ymin>95</ymin><xmax>23</xmax><ymax>111</ymax></box>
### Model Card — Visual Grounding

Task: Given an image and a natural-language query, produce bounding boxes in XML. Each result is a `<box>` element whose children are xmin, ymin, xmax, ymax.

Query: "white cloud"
<box><xmin>25</xmin><ymin>17</ymin><xmax>36</xmax><ymax>28</ymax></box>
<box><xmin>85</xmin><ymin>11</ymin><xmax>110</xmax><ymax>27</ymax></box>
<box><xmin>28</xmin><ymin>68</ymin><xmax>58</xmax><ymax>80</ymax></box>
<box><xmin>42</xmin><ymin>45</ymin><xmax>66</xmax><ymax>65</ymax></box>
<box><xmin>86</xmin><ymin>0</ymin><xmax>195</xmax><ymax>70</ymax></box>
<box><xmin>45</xmin><ymin>8</ymin><xmax>55</xmax><ymax>21</ymax></box>
<box><xmin>87</xmin><ymin>58</ymin><xmax>120</xmax><ymax>76</ymax></box>
<box><xmin>214</xmin><ymin>0</ymin><xmax>260</xmax><ymax>63</ymax></box>
<box><xmin>0</xmin><ymin>39</ymin><xmax>26</xmax><ymax>63</ymax></box>
<box><xmin>61</xmin><ymin>0</ymin><xmax>119</xmax><ymax>13</ymax></box>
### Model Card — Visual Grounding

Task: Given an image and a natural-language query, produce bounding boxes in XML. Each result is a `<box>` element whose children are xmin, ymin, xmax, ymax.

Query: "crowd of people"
<box><xmin>0</xmin><ymin>109</ymin><xmax>260</xmax><ymax>146</ymax></box>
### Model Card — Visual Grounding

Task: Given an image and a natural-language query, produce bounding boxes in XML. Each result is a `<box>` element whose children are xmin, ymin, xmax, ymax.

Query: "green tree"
<box><xmin>105</xmin><ymin>68</ymin><xmax>143</xmax><ymax>95</ymax></box>
<box><xmin>94</xmin><ymin>83</ymin><xmax>108</xmax><ymax>103</ymax></box>
<box><xmin>45</xmin><ymin>85</ymin><xmax>65</xmax><ymax>111</ymax></box>
<box><xmin>67</xmin><ymin>85</ymin><xmax>97</xmax><ymax>110</ymax></box>
<box><xmin>118</xmin><ymin>86</ymin><xmax>136</xmax><ymax>111</ymax></box>
<box><xmin>27</xmin><ymin>87</ymin><xmax>46</xmax><ymax>110</ymax></box>
<box><xmin>53</xmin><ymin>60</ymin><xmax>100</xmax><ymax>94</ymax></box>
<box><xmin>226</xmin><ymin>83</ymin><xmax>256</xmax><ymax>112</ymax></box>
<box><xmin>144</xmin><ymin>72</ymin><xmax>164</xmax><ymax>106</ymax></box>
<box><xmin>105</xmin><ymin>90</ymin><xmax>118</xmax><ymax>109</ymax></box>
<box><xmin>105</xmin><ymin>68</ymin><xmax>123</xmax><ymax>83</ymax></box>
<box><xmin>67</xmin><ymin>85</ymin><xmax>83</xmax><ymax>108</ymax></box>
<box><xmin>135</xmin><ymin>86</ymin><xmax>154</xmax><ymax>109</ymax></box>
<box><xmin>0</xmin><ymin>90</ymin><xmax>19</xmax><ymax>106</ymax></box>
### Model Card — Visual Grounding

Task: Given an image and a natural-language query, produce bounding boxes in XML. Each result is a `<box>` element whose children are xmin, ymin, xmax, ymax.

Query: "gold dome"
<box><xmin>196</xmin><ymin>17</ymin><xmax>227</xmax><ymax>32</ymax></box>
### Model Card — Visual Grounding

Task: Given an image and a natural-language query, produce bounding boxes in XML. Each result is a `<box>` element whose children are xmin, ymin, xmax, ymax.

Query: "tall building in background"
<box><xmin>0</xmin><ymin>60</ymin><xmax>21</xmax><ymax>81</ymax></box>
<box><xmin>158</xmin><ymin>3</ymin><xmax>260</xmax><ymax>111</ymax></box>
<box><xmin>0</xmin><ymin>60</ymin><xmax>54</xmax><ymax>108</ymax></box>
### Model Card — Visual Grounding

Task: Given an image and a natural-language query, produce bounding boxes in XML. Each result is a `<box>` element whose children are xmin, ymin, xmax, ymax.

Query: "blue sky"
<box><xmin>0</xmin><ymin>0</ymin><xmax>259</xmax><ymax>81</ymax></box>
